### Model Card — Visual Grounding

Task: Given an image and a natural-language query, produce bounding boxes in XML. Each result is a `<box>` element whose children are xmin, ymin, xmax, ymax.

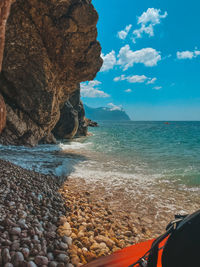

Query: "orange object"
<box><xmin>83</xmin><ymin>238</ymin><xmax>168</xmax><ymax>267</ymax></box>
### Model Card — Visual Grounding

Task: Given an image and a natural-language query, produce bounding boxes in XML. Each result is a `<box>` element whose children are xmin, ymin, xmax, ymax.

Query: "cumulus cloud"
<box><xmin>81</xmin><ymin>81</ymin><xmax>110</xmax><ymax>98</ymax></box>
<box><xmin>114</xmin><ymin>74</ymin><xmax>158</xmax><ymax>85</ymax></box>
<box><xmin>114</xmin><ymin>74</ymin><xmax>148</xmax><ymax>83</ymax></box>
<box><xmin>100</xmin><ymin>51</ymin><xmax>117</xmax><ymax>72</ymax></box>
<box><xmin>153</xmin><ymin>86</ymin><xmax>162</xmax><ymax>90</ymax></box>
<box><xmin>125</xmin><ymin>89</ymin><xmax>132</xmax><ymax>93</ymax></box>
<box><xmin>117</xmin><ymin>45</ymin><xmax>161</xmax><ymax>70</ymax></box>
<box><xmin>132</xmin><ymin>8</ymin><xmax>167</xmax><ymax>43</ymax></box>
<box><xmin>117</xmin><ymin>24</ymin><xmax>132</xmax><ymax>40</ymax></box>
<box><xmin>177</xmin><ymin>49</ymin><xmax>200</xmax><ymax>59</ymax></box>
<box><xmin>107</xmin><ymin>103</ymin><xmax>123</xmax><ymax>111</ymax></box>
<box><xmin>146</xmin><ymin>77</ymin><xmax>157</xmax><ymax>84</ymax></box>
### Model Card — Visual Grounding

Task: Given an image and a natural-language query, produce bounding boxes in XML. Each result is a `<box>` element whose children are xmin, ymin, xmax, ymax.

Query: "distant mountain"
<box><xmin>84</xmin><ymin>105</ymin><xmax>131</xmax><ymax>121</ymax></box>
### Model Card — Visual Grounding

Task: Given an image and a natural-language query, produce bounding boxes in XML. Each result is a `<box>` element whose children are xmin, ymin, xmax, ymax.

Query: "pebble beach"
<box><xmin>1</xmin><ymin>158</ymin><xmax>200</xmax><ymax>267</ymax></box>
<box><xmin>1</xmin><ymin>159</ymin><xmax>151</xmax><ymax>267</ymax></box>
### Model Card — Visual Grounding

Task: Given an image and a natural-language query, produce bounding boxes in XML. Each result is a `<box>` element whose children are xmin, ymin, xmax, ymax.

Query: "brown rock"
<box><xmin>83</xmin><ymin>251</ymin><xmax>96</xmax><ymax>262</ymax></box>
<box><xmin>0</xmin><ymin>0</ymin><xmax>12</xmax><ymax>72</ymax></box>
<box><xmin>0</xmin><ymin>94</ymin><xmax>6</xmax><ymax>134</ymax></box>
<box><xmin>58</xmin><ymin>222</ymin><xmax>72</xmax><ymax>237</ymax></box>
<box><xmin>124</xmin><ymin>231</ymin><xmax>132</xmax><ymax>237</ymax></box>
<box><xmin>79</xmin><ymin>237</ymin><xmax>90</xmax><ymax>248</ymax></box>
<box><xmin>71</xmin><ymin>256</ymin><xmax>80</xmax><ymax>266</ymax></box>
<box><xmin>95</xmin><ymin>235</ymin><xmax>115</xmax><ymax>249</ymax></box>
<box><xmin>0</xmin><ymin>0</ymin><xmax>102</xmax><ymax>146</ymax></box>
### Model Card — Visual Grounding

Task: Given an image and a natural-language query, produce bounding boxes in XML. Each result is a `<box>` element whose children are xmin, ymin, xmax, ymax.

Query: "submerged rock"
<box><xmin>0</xmin><ymin>0</ymin><xmax>102</xmax><ymax>146</ymax></box>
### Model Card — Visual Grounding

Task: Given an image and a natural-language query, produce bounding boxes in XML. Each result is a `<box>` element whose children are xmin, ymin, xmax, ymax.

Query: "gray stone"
<box><xmin>35</xmin><ymin>255</ymin><xmax>49</xmax><ymax>266</ymax></box>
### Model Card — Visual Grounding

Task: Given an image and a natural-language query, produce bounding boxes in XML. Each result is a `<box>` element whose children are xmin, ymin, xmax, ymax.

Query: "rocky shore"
<box><xmin>0</xmin><ymin>160</ymin><xmax>73</xmax><ymax>267</ymax></box>
<box><xmin>0</xmin><ymin>159</ymin><xmax>147</xmax><ymax>267</ymax></box>
<box><xmin>58</xmin><ymin>179</ymin><xmax>153</xmax><ymax>267</ymax></box>
<box><xmin>1</xmin><ymin>159</ymin><xmax>200</xmax><ymax>267</ymax></box>
<box><xmin>59</xmin><ymin>176</ymin><xmax>200</xmax><ymax>267</ymax></box>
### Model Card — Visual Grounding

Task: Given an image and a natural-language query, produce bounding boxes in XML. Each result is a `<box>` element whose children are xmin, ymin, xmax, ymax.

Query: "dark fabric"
<box><xmin>162</xmin><ymin>210</ymin><xmax>200</xmax><ymax>267</ymax></box>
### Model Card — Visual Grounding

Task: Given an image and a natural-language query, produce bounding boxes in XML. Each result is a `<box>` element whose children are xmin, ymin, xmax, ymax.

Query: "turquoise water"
<box><xmin>88</xmin><ymin>121</ymin><xmax>200</xmax><ymax>187</ymax></box>
<box><xmin>0</xmin><ymin>121</ymin><xmax>200</xmax><ymax>189</ymax></box>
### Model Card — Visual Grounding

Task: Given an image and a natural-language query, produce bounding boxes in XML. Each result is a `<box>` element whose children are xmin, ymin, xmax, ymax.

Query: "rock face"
<box><xmin>0</xmin><ymin>0</ymin><xmax>102</xmax><ymax>146</ymax></box>
<box><xmin>52</xmin><ymin>101</ymin><xmax>79</xmax><ymax>140</ymax></box>
<box><xmin>0</xmin><ymin>94</ymin><xmax>6</xmax><ymax>134</ymax></box>
<box><xmin>0</xmin><ymin>0</ymin><xmax>12</xmax><ymax>72</ymax></box>
<box><xmin>0</xmin><ymin>0</ymin><xmax>12</xmax><ymax>134</ymax></box>
<box><xmin>52</xmin><ymin>86</ymin><xmax>88</xmax><ymax>139</ymax></box>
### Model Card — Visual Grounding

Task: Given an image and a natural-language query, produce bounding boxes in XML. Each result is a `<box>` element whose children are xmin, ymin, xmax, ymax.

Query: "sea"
<box><xmin>0</xmin><ymin>121</ymin><xmax>200</xmax><ymax>192</ymax></box>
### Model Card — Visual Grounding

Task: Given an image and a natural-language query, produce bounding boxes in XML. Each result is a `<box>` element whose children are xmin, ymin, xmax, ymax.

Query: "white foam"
<box><xmin>68</xmin><ymin>161</ymin><xmax>162</xmax><ymax>188</ymax></box>
<box><xmin>59</xmin><ymin>142</ymin><xmax>92</xmax><ymax>151</ymax></box>
<box><xmin>55</xmin><ymin>159</ymin><xmax>75</xmax><ymax>177</ymax></box>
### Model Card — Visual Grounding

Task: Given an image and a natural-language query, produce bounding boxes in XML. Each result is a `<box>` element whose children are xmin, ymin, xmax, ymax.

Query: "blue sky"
<box><xmin>81</xmin><ymin>0</ymin><xmax>200</xmax><ymax>120</ymax></box>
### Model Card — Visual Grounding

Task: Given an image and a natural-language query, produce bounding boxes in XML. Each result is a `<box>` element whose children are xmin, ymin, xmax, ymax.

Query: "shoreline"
<box><xmin>0</xmin><ymin>159</ymin><xmax>200</xmax><ymax>266</ymax></box>
<box><xmin>59</xmin><ymin>175</ymin><xmax>200</xmax><ymax>266</ymax></box>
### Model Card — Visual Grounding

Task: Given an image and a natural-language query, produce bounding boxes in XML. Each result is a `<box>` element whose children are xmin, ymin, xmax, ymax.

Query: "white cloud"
<box><xmin>117</xmin><ymin>24</ymin><xmax>132</xmax><ymax>40</ymax></box>
<box><xmin>114</xmin><ymin>74</ymin><xmax>148</xmax><ymax>83</ymax></box>
<box><xmin>146</xmin><ymin>77</ymin><xmax>157</xmax><ymax>84</ymax></box>
<box><xmin>108</xmin><ymin>103</ymin><xmax>123</xmax><ymax>111</ymax></box>
<box><xmin>100</xmin><ymin>51</ymin><xmax>117</xmax><ymax>72</ymax></box>
<box><xmin>153</xmin><ymin>86</ymin><xmax>162</xmax><ymax>90</ymax></box>
<box><xmin>81</xmin><ymin>81</ymin><xmax>110</xmax><ymax>98</ymax></box>
<box><xmin>117</xmin><ymin>45</ymin><xmax>161</xmax><ymax>70</ymax></box>
<box><xmin>132</xmin><ymin>8</ymin><xmax>167</xmax><ymax>42</ymax></box>
<box><xmin>114</xmin><ymin>74</ymin><xmax>158</xmax><ymax>86</ymax></box>
<box><xmin>177</xmin><ymin>49</ymin><xmax>200</xmax><ymax>59</ymax></box>
<box><xmin>138</xmin><ymin>8</ymin><xmax>168</xmax><ymax>25</ymax></box>
<box><xmin>125</xmin><ymin>89</ymin><xmax>132</xmax><ymax>93</ymax></box>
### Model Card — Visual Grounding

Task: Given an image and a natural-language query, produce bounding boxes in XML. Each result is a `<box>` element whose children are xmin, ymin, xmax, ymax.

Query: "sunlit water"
<box><xmin>0</xmin><ymin>121</ymin><xmax>200</xmax><ymax>191</ymax></box>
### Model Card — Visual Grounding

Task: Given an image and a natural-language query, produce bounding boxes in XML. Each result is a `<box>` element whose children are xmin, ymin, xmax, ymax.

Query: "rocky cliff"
<box><xmin>0</xmin><ymin>0</ymin><xmax>12</xmax><ymax>134</ymax></box>
<box><xmin>0</xmin><ymin>0</ymin><xmax>103</xmax><ymax>146</ymax></box>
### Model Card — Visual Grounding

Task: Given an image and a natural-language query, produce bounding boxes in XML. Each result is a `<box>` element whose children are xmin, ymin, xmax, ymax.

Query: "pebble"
<box><xmin>2</xmin><ymin>248</ymin><xmax>11</xmax><ymax>263</ymax></box>
<box><xmin>35</xmin><ymin>255</ymin><xmax>49</xmax><ymax>265</ymax></box>
<box><xmin>0</xmin><ymin>160</ymin><xmax>71</xmax><ymax>267</ymax></box>
<box><xmin>57</xmin><ymin>253</ymin><xmax>69</xmax><ymax>263</ymax></box>
<box><xmin>21</xmin><ymin>248</ymin><xmax>30</xmax><ymax>259</ymax></box>
<box><xmin>49</xmin><ymin>261</ymin><xmax>58</xmax><ymax>267</ymax></box>
<box><xmin>62</xmin><ymin>236</ymin><xmax>72</xmax><ymax>246</ymax></box>
<box><xmin>27</xmin><ymin>261</ymin><xmax>37</xmax><ymax>267</ymax></box>
<box><xmin>12</xmin><ymin>252</ymin><xmax>24</xmax><ymax>266</ymax></box>
<box><xmin>4</xmin><ymin>264</ymin><xmax>14</xmax><ymax>267</ymax></box>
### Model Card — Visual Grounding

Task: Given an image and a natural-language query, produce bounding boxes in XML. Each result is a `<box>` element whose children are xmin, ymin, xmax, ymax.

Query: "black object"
<box><xmin>129</xmin><ymin>210</ymin><xmax>200</xmax><ymax>267</ymax></box>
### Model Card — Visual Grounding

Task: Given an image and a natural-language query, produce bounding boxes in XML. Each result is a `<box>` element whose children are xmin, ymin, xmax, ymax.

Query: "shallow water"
<box><xmin>0</xmin><ymin>121</ymin><xmax>200</xmax><ymax>191</ymax></box>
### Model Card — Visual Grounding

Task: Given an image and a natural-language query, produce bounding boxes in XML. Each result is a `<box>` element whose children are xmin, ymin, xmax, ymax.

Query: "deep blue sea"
<box><xmin>0</xmin><ymin>121</ymin><xmax>200</xmax><ymax>190</ymax></box>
